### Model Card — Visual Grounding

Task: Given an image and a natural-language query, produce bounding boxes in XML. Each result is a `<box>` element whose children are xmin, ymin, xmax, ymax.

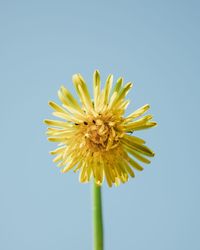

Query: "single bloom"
<box><xmin>44</xmin><ymin>70</ymin><xmax>157</xmax><ymax>187</ymax></box>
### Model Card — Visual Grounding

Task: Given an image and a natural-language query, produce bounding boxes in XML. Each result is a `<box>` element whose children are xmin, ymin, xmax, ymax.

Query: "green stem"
<box><xmin>92</xmin><ymin>181</ymin><xmax>104</xmax><ymax>250</ymax></box>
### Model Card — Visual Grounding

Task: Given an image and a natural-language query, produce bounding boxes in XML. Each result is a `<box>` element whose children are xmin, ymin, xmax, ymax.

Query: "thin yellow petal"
<box><xmin>86</xmin><ymin>166</ymin><xmax>92</xmax><ymax>182</ymax></box>
<box><xmin>49</xmin><ymin>101</ymin><xmax>67</xmax><ymax>113</ymax></box>
<box><xmin>128</xmin><ymin>122</ymin><xmax>157</xmax><ymax>131</ymax></box>
<box><xmin>48</xmin><ymin>137</ymin><xmax>66</xmax><ymax>142</ymax></box>
<box><xmin>93</xmin><ymin>70</ymin><xmax>101</xmax><ymax>111</ymax></box>
<box><xmin>122</xmin><ymin>139</ymin><xmax>155</xmax><ymax>157</ymax></box>
<box><xmin>128</xmin><ymin>158</ymin><xmax>144</xmax><ymax>171</ymax></box>
<box><xmin>58</xmin><ymin>89</ymin><xmax>85</xmax><ymax>117</ymax></box>
<box><xmin>62</xmin><ymin>158</ymin><xmax>79</xmax><ymax>173</ymax></box>
<box><xmin>79</xmin><ymin>164</ymin><xmax>88</xmax><ymax>182</ymax></box>
<box><xmin>109</xmin><ymin>82</ymin><xmax>133</xmax><ymax>109</ymax></box>
<box><xmin>46</xmin><ymin>129</ymin><xmax>74</xmax><ymax>137</ymax></box>
<box><xmin>109</xmin><ymin>78</ymin><xmax>123</xmax><ymax>108</ymax></box>
<box><xmin>123</xmin><ymin>134</ymin><xmax>146</xmax><ymax>145</ymax></box>
<box><xmin>74</xmin><ymin>161</ymin><xmax>83</xmax><ymax>173</ymax></box>
<box><xmin>44</xmin><ymin>119</ymin><xmax>71</xmax><ymax>128</ymax></box>
<box><xmin>77</xmin><ymin>84</ymin><xmax>94</xmax><ymax>112</ymax></box>
<box><xmin>52</xmin><ymin>111</ymin><xmax>81</xmax><ymax>123</ymax></box>
<box><xmin>112</xmin><ymin>77</ymin><xmax>123</xmax><ymax>93</ymax></box>
<box><xmin>123</xmin><ymin>115</ymin><xmax>153</xmax><ymax>131</ymax></box>
<box><xmin>126</xmin><ymin>150</ymin><xmax>151</xmax><ymax>164</ymax></box>
<box><xmin>72</xmin><ymin>73</ymin><xmax>93</xmax><ymax>109</ymax></box>
<box><xmin>53</xmin><ymin>154</ymin><xmax>63</xmax><ymax>163</ymax></box>
<box><xmin>122</xmin><ymin>162</ymin><xmax>135</xmax><ymax>177</ymax></box>
<box><xmin>103</xmin><ymin>74</ymin><xmax>113</xmax><ymax>105</ymax></box>
<box><xmin>50</xmin><ymin>146</ymin><xmax>65</xmax><ymax>155</ymax></box>
<box><xmin>125</xmin><ymin>104</ymin><xmax>150</xmax><ymax>122</ymax></box>
<box><xmin>103</xmin><ymin>163</ymin><xmax>112</xmax><ymax>187</ymax></box>
<box><xmin>60</xmin><ymin>86</ymin><xmax>82</xmax><ymax>112</ymax></box>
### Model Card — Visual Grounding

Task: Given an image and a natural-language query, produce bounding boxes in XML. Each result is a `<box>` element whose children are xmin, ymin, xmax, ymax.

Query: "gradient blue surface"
<box><xmin>1</xmin><ymin>1</ymin><xmax>200</xmax><ymax>249</ymax></box>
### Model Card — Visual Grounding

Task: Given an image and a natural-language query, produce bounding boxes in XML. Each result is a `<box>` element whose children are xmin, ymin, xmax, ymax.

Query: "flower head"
<box><xmin>44</xmin><ymin>70</ymin><xmax>157</xmax><ymax>187</ymax></box>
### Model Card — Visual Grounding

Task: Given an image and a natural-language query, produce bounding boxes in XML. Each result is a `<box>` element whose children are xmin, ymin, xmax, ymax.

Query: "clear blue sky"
<box><xmin>0</xmin><ymin>1</ymin><xmax>199</xmax><ymax>250</ymax></box>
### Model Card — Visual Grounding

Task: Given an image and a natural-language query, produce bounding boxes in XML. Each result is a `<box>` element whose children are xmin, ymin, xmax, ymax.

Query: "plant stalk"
<box><xmin>92</xmin><ymin>181</ymin><xmax>104</xmax><ymax>250</ymax></box>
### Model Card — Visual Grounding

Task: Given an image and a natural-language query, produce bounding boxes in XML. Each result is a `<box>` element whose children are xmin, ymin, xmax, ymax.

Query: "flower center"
<box><xmin>84</xmin><ymin>118</ymin><xmax>122</xmax><ymax>151</ymax></box>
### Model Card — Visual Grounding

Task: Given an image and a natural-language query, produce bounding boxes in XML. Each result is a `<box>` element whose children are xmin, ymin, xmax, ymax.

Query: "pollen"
<box><xmin>81</xmin><ymin>116</ymin><xmax>122</xmax><ymax>152</ymax></box>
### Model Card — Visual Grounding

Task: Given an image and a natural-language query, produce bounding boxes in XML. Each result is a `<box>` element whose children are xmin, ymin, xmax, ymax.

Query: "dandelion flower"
<box><xmin>44</xmin><ymin>70</ymin><xmax>157</xmax><ymax>187</ymax></box>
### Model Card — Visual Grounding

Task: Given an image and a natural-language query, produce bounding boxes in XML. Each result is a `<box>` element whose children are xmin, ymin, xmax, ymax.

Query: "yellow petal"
<box><xmin>109</xmin><ymin>82</ymin><xmax>133</xmax><ymax>109</ymax></box>
<box><xmin>124</xmin><ymin>134</ymin><xmax>146</xmax><ymax>145</ymax></box>
<box><xmin>48</xmin><ymin>137</ymin><xmax>67</xmax><ymax>142</ymax></box>
<box><xmin>77</xmin><ymin>84</ymin><xmax>94</xmax><ymax>113</ymax></box>
<box><xmin>122</xmin><ymin>139</ymin><xmax>155</xmax><ymax>157</ymax></box>
<box><xmin>72</xmin><ymin>73</ymin><xmax>93</xmax><ymax>110</ymax></box>
<box><xmin>123</xmin><ymin>162</ymin><xmax>135</xmax><ymax>177</ymax></box>
<box><xmin>50</xmin><ymin>146</ymin><xmax>65</xmax><ymax>155</ymax></box>
<box><xmin>93</xmin><ymin>70</ymin><xmax>101</xmax><ymax>111</ymax></box>
<box><xmin>52</xmin><ymin>111</ymin><xmax>81</xmax><ymax>123</ymax></box>
<box><xmin>112</xmin><ymin>77</ymin><xmax>123</xmax><ymax>94</ymax></box>
<box><xmin>102</xmin><ymin>159</ymin><xmax>112</xmax><ymax>187</ymax></box>
<box><xmin>62</xmin><ymin>158</ymin><xmax>79</xmax><ymax>173</ymax></box>
<box><xmin>49</xmin><ymin>101</ymin><xmax>67</xmax><ymax>113</ymax></box>
<box><xmin>60</xmin><ymin>86</ymin><xmax>82</xmax><ymax>112</ymax></box>
<box><xmin>125</xmin><ymin>104</ymin><xmax>150</xmax><ymax>122</ymax></box>
<box><xmin>129</xmin><ymin>122</ymin><xmax>157</xmax><ymax>131</ymax></box>
<box><xmin>58</xmin><ymin>89</ymin><xmax>85</xmax><ymax>117</ymax></box>
<box><xmin>53</xmin><ymin>154</ymin><xmax>63</xmax><ymax>163</ymax></box>
<box><xmin>128</xmin><ymin>158</ymin><xmax>144</xmax><ymax>171</ymax></box>
<box><xmin>79</xmin><ymin>164</ymin><xmax>88</xmax><ymax>182</ymax></box>
<box><xmin>109</xmin><ymin>78</ymin><xmax>123</xmax><ymax>108</ymax></box>
<box><xmin>44</xmin><ymin>119</ymin><xmax>71</xmax><ymax>128</ymax></box>
<box><xmin>126</xmin><ymin>150</ymin><xmax>151</xmax><ymax>164</ymax></box>
<box><xmin>123</xmin><ymin>115</ymin><xmax>153</xmax><ymax>131</ymax></box>
<box><xmin>103</xmin><ymin>74</ymin><xmax>113</xmax><ymax>105</ymax></box>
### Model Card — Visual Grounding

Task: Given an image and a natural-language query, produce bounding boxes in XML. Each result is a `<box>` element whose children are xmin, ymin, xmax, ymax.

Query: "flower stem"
<box><xmin>93</xmin><ymin>181</ymin><xmax>104</xmax><ymax>250</ymax></box>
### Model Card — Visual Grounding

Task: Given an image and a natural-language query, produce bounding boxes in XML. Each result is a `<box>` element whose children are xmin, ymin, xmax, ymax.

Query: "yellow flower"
<box><xmin>44</xmin><ymin>70</ymin><xmax>157</xmax><ymax>187</ymax></box>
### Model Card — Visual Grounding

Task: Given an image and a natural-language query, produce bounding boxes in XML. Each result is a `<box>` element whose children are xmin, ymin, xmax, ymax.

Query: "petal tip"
<box><xmin>94</xmin><ymin>69</ymin><xmax>100</xmax><ymax>74</ymax></box>
<box><xmin>48</xmin><ymin>101</ymin><xmax>54</xmax><ymax>107</ymax></box>
<box><xmin>43</xmin><ymin>119</ymin><xmax>49</xmax><ymax>124</ymax></box>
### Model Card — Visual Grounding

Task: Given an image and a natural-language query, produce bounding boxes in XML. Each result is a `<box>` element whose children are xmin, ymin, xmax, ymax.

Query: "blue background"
<box><xmin>1</xmin><ymin>0</ymin><xmax>199</xmax><ymax>249</ymax></box>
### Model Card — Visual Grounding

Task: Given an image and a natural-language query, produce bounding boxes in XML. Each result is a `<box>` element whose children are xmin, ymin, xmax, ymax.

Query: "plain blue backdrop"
<box><xmin>0</xmin><ymin>0</ymin><xmax>199</xmax><ymax>249</ymax></box>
